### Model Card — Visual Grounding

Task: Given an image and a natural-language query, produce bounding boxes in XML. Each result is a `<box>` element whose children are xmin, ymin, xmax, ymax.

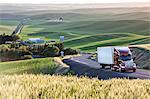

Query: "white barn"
<box><xmin>28</xmin><ymin>38</ymin><xmax>44</xmax><ymax>43</ymax></box>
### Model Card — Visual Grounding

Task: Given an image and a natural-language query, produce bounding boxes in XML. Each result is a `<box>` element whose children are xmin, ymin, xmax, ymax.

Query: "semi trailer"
<box><xmin>97</xmin><ymin>47</ymin><xmax>136</xmax><ymax>72</ymax></box>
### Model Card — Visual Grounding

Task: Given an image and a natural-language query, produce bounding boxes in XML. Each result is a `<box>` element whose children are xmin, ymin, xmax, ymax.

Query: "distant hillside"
<box><xmin>0</xmin><ymin>2</ymin><xmax>150</xmax><ymax>11</ymax></box>
<box><xmin>0</xmin><ymin>4</ymin><xmax>149</xmax><ymax>52</ymax></box>
<box><xmin>130</xmin><ymin>44</ymin><xmax>150</xmax><ymax>69</ymax></box>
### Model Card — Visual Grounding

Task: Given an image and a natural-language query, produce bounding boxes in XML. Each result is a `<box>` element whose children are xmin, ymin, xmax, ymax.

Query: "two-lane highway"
<box><xmin>63</xmin><ymin>54</ymin><xmax>150</xmax><ymax>79</ymax></box>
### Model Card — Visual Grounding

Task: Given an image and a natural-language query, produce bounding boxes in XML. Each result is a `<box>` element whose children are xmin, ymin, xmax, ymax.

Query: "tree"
<box><xmin>64</xmin><ymin>48</ymin><xmax>78</xmax><ymax>55</ymax></box>
<box><xmin>12</xmin><ymin>35</ymin><xmax>21</xmax><ymax>42</ymax></box>
<box><xmin>42</xmin><ymin>46</ymin><xmax>60</xmax><ymax>57</ymax></box>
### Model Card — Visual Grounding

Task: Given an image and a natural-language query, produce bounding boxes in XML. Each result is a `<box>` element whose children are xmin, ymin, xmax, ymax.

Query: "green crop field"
<box><xmin>0</xmin><ymin>58</ymin><xmax>58</xmax><ymax>74</ymax></box>
<box><xmin>0</xmin><ymin>4</ymin><xmax>150</xmax><ymax>52</ymax></box>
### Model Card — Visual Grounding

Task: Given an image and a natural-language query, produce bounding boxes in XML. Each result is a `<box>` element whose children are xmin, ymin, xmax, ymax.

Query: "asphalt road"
<box><xmin>63</xmin><ymin>54</ymin><xmax>150</xmax><ymax>79</ymax></box>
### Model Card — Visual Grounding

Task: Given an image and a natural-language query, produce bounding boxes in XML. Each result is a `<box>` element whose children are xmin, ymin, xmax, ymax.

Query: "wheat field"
<box><xmin>0</xmin><ymin>74</ymin><xmax>150</xmax><ymax>99</ymax></box>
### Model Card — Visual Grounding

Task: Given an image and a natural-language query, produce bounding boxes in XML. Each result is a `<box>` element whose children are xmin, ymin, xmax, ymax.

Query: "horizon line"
<box><xmin>0</xmin><ymin>2</ymin><xmax>150</xmax><ymax>4</ymax></box>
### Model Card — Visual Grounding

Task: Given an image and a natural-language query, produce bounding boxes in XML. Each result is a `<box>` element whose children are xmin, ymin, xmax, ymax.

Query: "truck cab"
<box><xmin>114</xmin><ymin>47</ymin><xmax>136</xmax><ymax>72</ymax></box>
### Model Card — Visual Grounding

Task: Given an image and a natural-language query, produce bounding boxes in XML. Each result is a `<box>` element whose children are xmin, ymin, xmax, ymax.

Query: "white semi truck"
<box><xmin>97</xmin><ymin>47</ymin><xmax>136</xmax><ymax>72</ymax></box>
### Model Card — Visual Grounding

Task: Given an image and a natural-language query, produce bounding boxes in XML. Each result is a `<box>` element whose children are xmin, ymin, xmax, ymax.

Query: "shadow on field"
<box><xmin>28</xmin><ymin>32</ymin><xmax>56</xmax><ymax>36</ymax></box>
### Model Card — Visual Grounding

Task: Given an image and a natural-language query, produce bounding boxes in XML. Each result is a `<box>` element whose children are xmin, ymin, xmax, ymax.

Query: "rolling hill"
<box><xmin>0</xmin><ymin>4</ymin><xmax>150</xmax><ymax>98</ymax></box>
<box><xmin>0</xmin><ymin>4</ymin><xmax>149</xmax><ymax>52</ymax></box>
<box><xmin>0</xmin><ymin>58</ymin><xmax>58</xmax><ymax>74</ymax></box>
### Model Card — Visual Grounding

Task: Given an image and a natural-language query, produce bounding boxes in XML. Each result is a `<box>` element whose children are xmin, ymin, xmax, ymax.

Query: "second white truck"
<box><xmin>97</xmin><ymin>47</ymin><xmax>136</xmax><ymax>72</ymax></box>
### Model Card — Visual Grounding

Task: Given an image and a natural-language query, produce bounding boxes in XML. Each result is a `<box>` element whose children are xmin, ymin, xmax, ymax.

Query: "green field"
<box><xmin>0</xmin><ymin>58</ymin><xmax>58</xmax><ymax>74</ymax></box>
<box><xmin>0</xmin><ymin>4</ymin><xmax>150</xmax><ymax>52</ymax></box>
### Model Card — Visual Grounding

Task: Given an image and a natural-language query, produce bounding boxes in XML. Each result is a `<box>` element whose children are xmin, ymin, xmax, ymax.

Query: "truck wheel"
<box><xmin>111</xmin><ymin>67</ymin><xmax>114</xmax><ymax>71</ymax></box>
<box><xmin>119</xmin><ymin>69</ymin><xmax>125</xmax><ymax>72</ymax></box>
<box><xmin>121</xmin><ymin>69</ymin><xmax>126</xmax><ymax>72</ymax></box>
<box><xmin>133</xmin><ymin>69</ymin><xmax>136</xmax><ymax>72</ymax></box>
<box><xmin>111</xmin><ymin>67</ymin><xmax>116</xmax><ymax>71</ymax></box>
<box><xmin>101</xmin><ymin>65</ymin><xmax>105</xmax><ymax>69</ymax></box>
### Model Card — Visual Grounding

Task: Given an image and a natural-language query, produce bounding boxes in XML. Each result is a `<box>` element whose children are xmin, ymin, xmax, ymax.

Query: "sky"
<box><xmin>0</xmin><ymin>0</ymin><xmax>149</xmax><ymax>4</ymax></box>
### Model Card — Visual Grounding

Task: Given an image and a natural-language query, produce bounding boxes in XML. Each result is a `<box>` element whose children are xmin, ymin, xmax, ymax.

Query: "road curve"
<box><xmin>63</xmin><ymin>54</ymin><xmax>150</xmax><ymax>79</ymax></box>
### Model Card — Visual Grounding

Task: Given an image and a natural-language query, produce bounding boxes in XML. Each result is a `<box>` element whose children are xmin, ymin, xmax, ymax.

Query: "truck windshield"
<box><xmin>119</xmin><ymin>55</ymin><xmax>132</xmax><ymax>61</ymax></box>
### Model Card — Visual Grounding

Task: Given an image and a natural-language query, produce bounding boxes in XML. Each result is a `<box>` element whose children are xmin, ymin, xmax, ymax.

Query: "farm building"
<box><xmin>27</xmin><ymin>38</ymin><xmax>45</xmax><ymax>43</ymax></box>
